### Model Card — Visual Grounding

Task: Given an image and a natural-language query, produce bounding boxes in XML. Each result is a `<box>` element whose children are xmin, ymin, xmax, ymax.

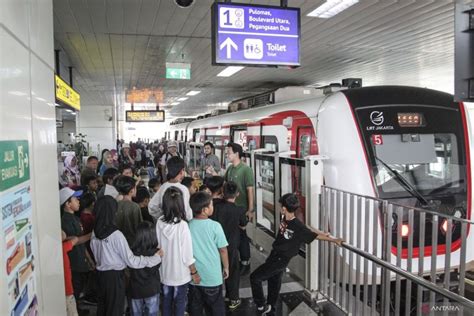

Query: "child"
<box><xmin>149</xmin><ymin>157</ymin><xmax>193</xmax><ymax>221</ymax></box>
<box><xmin>62</xmin><ymin>230</ymin><xmax>79</xmax><ymax>316</ymax></box>
<box><xmin>205</xmin><ymin>176</ymin><xmax>224</xmax><ymax>200</ymax></box>
<box><xmin>181</xmin><ymin>176</ymin><xmax>196</xmax><ymax>195</ymax></box>
<box><xmin>147</xmin><ymin>178</ymin><xmax>160</xmax><ymax>199</ymax></box>
<box><xmin>129</xmin><ymin>221</ymin><xmax>162</xmax><ymax>316</ymax></box>
<box><xmin>134</xmin><ymin>186</ymin><xmax>154</xmax><ymax>223</ymax></box>
<box><xmin>79</xmin><ymin>192</ymin><xmax>96</xmax><ymax>235</ymax></box>
<box><xmin>250</xmin><ymin>193</ymin><xmax>343</xmax><ymax>315</ymax></box>
<box><xmin>114</xmin><ymin>176</ymin><xmax>143</xmax><ymax>245</ymax></box>
<box><xmin>210</xmin><ymin>181</ymin><xmax>248</xmax><ymax>310</ymax></box>
<box><xmin>188</xmin><ymin>192</ymin><xmax>229</xmax><ymax>316</ymax></box>
<box><xmin>83</xmin><ymin>175</ymin><xmax>98</xmax><ymax>196</ymax></box>
<box><xmin>156</xmin><ymin>187</ymin><xmax>199</xmax><ymax>316</ymax></box>
<box><xmin>97</xmin><ymin>168</ymin><xmax>120</xmax><ymax>199</ymax></box>
<box><xmin>60</xmin><ymin>188</ymin><xmax>92</xmax><ymax>302</ymax></box>
<box><xmin>91</xmin><ymin>196</ymin><xmax>163</xmax><ymax>316</ymax></box>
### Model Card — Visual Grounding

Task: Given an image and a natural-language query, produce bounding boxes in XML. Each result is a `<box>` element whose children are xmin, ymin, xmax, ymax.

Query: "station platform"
<box><xmin>76</xmin><ymin>243</ymin><xmax>340</xmax><ymax>316</ymax></box>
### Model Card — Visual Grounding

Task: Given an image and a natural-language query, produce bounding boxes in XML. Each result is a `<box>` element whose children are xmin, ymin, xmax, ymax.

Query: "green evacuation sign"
<box><xmin>0</xmin><ymin>140</ymin><xmax>30</xmax><ymax>192</ymax></box>
<box><xmin>166</xmin><ymin>68</ymin><xmax>191</xmax><ymax>80</ymax></box>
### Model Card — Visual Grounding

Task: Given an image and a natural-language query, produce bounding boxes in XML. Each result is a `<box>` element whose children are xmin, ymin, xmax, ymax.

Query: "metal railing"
<box><xmin>319</xmin><ymin>186</ymin><xmax>474</xmax><ymax>315</ymax></box>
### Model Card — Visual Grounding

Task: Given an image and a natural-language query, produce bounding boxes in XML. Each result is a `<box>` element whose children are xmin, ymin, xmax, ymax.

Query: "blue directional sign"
<box><xmin>212</xmin><ymin>3</ymin><xmax>300</xmax><ymax>67</ymax></box>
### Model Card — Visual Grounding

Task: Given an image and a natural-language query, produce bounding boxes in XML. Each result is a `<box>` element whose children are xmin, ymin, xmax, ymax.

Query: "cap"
<box><xmin>168</xmin><ymin>141</ymin><xmax>177</xmax><ymax>148</ymax></box>
<box><xmin>59</xmin><ymin>187</ymin><xmax>83</xmax><ymax>206</ymax></box>
<box><xmin>122</xmin><ymin>143</ymin><xmax>130</xmax><ymax>149</ymax></box>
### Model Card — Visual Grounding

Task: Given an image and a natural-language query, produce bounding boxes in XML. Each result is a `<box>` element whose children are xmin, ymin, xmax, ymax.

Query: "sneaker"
<box><xmin>240</xmin><ymin>263</ymin><xmax>251</xmax><ymax>276</ymax></box>
<box><xmin>228</xmin><ymin>299</ymin><xmax>241</xmax><ymax>310</ymax></box>
<box><xmin>257</xmin><ymin>304</ymin><xmax>271</xmax><ymax>315</ymax></box>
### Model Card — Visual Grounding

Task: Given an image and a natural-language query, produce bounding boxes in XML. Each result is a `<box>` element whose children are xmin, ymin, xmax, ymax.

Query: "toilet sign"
<box><xmin>212</xmin><ymin>3</ymin><xmax>300</xmax><ymax>67</ymax></box>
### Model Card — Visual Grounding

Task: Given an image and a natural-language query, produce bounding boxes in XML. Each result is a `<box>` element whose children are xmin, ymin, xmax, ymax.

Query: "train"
<box><xmin>165</xmin><ymin>85</ymin><xmax>473</xmax><ymax>279</ymax></box>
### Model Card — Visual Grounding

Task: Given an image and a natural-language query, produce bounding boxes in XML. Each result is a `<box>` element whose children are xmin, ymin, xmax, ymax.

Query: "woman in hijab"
<box><xmin>97</xmin><ymin>149</ymin><xmax>110</xmax><ymax>174</ymax></box>
<box><xmin>98</xmin><ymin>151</ymin><xmax>115</xmax><ymax>176</ymax></box>
<box><xmin>61</xmin><ymin>155</ymin><xmax>81</xmax><ymax>188</ymax></box>
<box><xmin>91</xmin><ymin>196</ymin><xmax>163</xmax><ymax>316</ymax></box>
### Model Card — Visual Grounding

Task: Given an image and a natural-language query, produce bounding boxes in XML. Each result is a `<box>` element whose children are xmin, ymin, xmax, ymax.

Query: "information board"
<box><xmin>55</xmin><ymin>75</ymin><xmax>80</xmax><ymax>111</ymax></box>
<box><xmin>212</xmin><ymin>2</ymin><xmax>300</xmax><ymax>67</ymax></box>
<box><xmin>0</xmin><ymin>140</ymin><xmax>37</xmax><ymax>316</ymax></box>
<box><xmin>126</xmin><ymin>110</ymin><xmax>165</xmax><ymax>122</ymax></box>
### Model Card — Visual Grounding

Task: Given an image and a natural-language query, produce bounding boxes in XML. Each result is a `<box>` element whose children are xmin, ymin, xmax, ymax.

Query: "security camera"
<box><xmin>175</xmin><ymin>0</ymin><xmax>194</xmax><ymax>8</ymax></box>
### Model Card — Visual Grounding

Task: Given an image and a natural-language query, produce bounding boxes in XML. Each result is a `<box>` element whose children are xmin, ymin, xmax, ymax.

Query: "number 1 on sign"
<box><xmin>219</xmin><ymin>8</ymin><xmax>244</xmax><ymax>29</ymax></box>
<box><xmin>223</xmin><ymin>10</ymin><xmax>232</xmax><ymax>26</ymax></box>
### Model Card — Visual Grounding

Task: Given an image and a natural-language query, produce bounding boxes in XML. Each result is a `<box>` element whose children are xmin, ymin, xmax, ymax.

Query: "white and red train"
<box><xmin>166</xmin><ymin>85</ymin><xmax>473</xmax><ymax>276</ymax></box>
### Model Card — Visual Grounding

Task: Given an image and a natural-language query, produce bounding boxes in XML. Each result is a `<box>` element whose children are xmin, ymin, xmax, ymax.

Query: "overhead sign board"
<box><xmin>125</xmin><ymin>110</ymin><xmax>165</xmax><ymax>122</ymax></box>
<box><xmin>126</xmin><ymin>88</ymin><xmax>163</xmax><ymax>103</ymax></box>
<box><xmin>212</xmin><ymin>3</ymin><xmax>300</xmax><ymax>67</ymax></box>
<box><xmin>55</xmin><ymin>75</ymin><xmax>80</xmax><ymax>111</ymax></box>
<box><xmin>166</xmin><ymin>68</ymin><xmax>191</xmax><ymax>80</ymax></box>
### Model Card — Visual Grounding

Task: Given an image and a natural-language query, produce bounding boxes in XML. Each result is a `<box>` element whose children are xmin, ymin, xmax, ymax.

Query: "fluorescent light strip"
<box><xmin>170</xmin><ymin>102</ymin><xmax>180</xmax><ymax>106</ymax></box>
<box><xmin>217</xmin><ymin>66</ymin><xmax>244</xmax><ymax>77</ymax></box>
<box><xmin>186</xmin><ymin>90</ymin><xmax>201</xmax><ymax>96</ymax></box>
<box><xmin>177</xmin><ymin>97</ymin><xmax>189</xmax><ymax>101</ymax></box>
<box><xmin>307</xmin><ymin>0</ymin><xmax>358</xmax><ymax>18</ymax></box>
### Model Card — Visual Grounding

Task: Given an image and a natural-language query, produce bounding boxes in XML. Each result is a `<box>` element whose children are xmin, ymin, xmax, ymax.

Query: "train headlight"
<box><xmin>401</xmin><ymin>224</ymin><xmax>410</xmax><ymax>237</ymax></box>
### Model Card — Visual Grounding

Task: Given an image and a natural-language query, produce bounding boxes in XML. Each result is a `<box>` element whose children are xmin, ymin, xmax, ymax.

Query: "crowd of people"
<box><xmin>59</xmin><ymin>140</ymin><xmax>342</xmax><ymax>316</ymax></box>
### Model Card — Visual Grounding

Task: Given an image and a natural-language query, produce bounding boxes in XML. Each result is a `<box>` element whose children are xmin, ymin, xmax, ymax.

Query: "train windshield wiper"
<box><xmin>375</xmin><ymin>156</ymin><xmax>430</xmax><ymax>206</ymax></box>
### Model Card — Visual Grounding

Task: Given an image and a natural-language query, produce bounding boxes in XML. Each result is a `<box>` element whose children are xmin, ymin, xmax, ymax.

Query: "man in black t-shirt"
<box><xmin>250</xmin><ymin>193</ymin><xmax>343</xmax><ymax>315</ymax></box>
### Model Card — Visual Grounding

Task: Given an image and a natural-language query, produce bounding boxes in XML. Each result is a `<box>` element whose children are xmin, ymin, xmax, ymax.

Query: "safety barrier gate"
<box><xmin>317</xmin><ymin>186</ymin><xmax>474</xmax><ymax>315</ymax></box>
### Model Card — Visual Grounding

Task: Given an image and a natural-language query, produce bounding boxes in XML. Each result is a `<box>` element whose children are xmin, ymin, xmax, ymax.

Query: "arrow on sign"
<box><xmin>170</xmin><ymin>70</ymin><xmax>178</xmax><ymax>77</ymax></box>
<box><xmin>220</xmin><ymin>37</ymin><xmax>238</xmax><ymax>59</ymax></box>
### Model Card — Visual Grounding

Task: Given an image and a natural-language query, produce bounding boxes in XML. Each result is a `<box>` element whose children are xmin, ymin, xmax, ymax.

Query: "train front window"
<box><xmin>373</xmin><ymin>133</ymin><xmax>461</xmax><ymax>195</ymax></box>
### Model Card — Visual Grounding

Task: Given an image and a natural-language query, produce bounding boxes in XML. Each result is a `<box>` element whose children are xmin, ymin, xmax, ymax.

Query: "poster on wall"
<box><xmin>1</xmin><ymin>140</ymin><xmax>37</xmax><ymax>316</ymax></box>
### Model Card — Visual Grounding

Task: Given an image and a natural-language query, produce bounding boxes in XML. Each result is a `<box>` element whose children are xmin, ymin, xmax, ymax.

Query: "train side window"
<box><xmin>174</xmin><ymin>131</ymin><xmax>179</xmax><ymax>141</ymax></box>
<box><xmin>263</xmin><ymin>136</ymin><xmax>278</xmax><ymax>152</ymax></box>
<box><xmin>299</xmin><ymin>135</ymin><xmax>311</xmax><ymax>157</ymax></box>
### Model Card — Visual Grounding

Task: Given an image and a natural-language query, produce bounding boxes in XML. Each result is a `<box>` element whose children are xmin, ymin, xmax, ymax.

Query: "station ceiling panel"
<box><xmin>53</xmin><ymin>0</ymin><xmax>455</xmax><ymax>117</ymax></box>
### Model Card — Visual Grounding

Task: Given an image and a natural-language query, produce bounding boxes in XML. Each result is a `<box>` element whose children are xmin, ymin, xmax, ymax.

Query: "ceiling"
<box><xmin>53</xmin><ymin>0</ymin><xmax>456</xmax><ymax>118</ymax></box>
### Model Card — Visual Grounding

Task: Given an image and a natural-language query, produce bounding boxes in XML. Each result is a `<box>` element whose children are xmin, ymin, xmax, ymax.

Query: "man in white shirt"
<box><xmin>149</xmin><ymin>156</ymin><xmax>193</xmax><ymax>221</ymax></box>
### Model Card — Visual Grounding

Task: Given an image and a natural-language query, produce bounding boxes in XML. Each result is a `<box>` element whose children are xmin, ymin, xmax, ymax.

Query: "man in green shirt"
<box><xmin>225</xmin><ymin>142</ymin><xmax>254</xmax><ymax>275</ymax></box>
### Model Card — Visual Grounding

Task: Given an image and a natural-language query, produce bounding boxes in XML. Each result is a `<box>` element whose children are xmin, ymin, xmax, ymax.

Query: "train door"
<box><xmin>231</xmin><ymin>125</ymin><xmax>249</xmax><ymax>164</ymax></box>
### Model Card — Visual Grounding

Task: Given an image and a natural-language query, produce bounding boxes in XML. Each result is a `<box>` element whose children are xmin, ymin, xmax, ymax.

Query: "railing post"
<box><xmin>381</xmin><ymin>201</ymin><xmax>392</xmax><ymax>316</ymax></box>
<box><xmin>304</xmin><ymin>155</ymin><xmax>328</xmax><ymax>300</ymax></box>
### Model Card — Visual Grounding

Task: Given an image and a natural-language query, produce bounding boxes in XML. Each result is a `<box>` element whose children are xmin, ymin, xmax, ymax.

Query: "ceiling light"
<box><xmin>307</xmin><ymin>0</ymin><xmax>358</xmax><ymax>18</ymax></box>
<box><xmin>170</xmin><ymin>102</ymin><xmax>180</xmax><ymax>106</ymax></box>
<box><xmin>177</xmin><ymin>97</ymin><xmax>188</xmax><ymax>101</ymax></box>
<box><xmin>71</xmin><ymin>112</ymin><xmax>76</xmax><ymax>116</ymax></box>
<box><xmin>186</xmin><ymin>90</ymin><xmax>201</xmax><ymax>96</ymax></box>
<box><xmin>217</xmin><ymin>66</ymin><xmax>244</xmax><ymax>77</ymax></box>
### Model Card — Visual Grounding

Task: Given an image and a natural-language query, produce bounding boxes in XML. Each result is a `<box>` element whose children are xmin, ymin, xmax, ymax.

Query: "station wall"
<box><xmin>0</xmin><ymin>0</ymin><xmax>66</xmax><ymax>315</ymax></box>
<box><xmin>77</xmin><ymin>105</ymin><xmax>116</xmax><ymax>156</ymax></box>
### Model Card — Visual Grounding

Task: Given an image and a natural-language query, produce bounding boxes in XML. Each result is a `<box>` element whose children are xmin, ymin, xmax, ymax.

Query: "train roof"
<box><xmin>186</xmin><ymin>95</ymin><xmax>326</xmax><ymax>129</ymax></box>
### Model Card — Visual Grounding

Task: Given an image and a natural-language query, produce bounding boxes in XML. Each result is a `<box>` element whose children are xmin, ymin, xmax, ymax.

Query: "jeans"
<box><xmin>239</xmin><ymin>229</ymin><xmax>251</xmax><ymax>262</ymax></box>
<box><xmin>162</xmin><ymin>283</ymin><xmax>188</xmax><ymax>316</ymax></box>
<box><xmin>147</xmin><ymin>167</ymin><xmax>156</xmax><ymax>179</ymax></box>
<box><xmin>250</xmin><ymin>253</ymin><xmax>289</xmax><ymax>308</ymax></box>
<box><xmin>188</xmin><ymin>284</ymin><xmax>225</xmax><ymax>316</ymax></box>
<box><xmin>131</xmin><ymin>294</ymin><xmax>160</xmax><ymax>316</ymax></box>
